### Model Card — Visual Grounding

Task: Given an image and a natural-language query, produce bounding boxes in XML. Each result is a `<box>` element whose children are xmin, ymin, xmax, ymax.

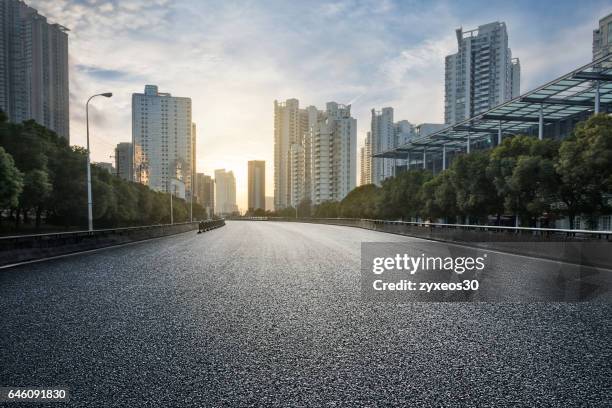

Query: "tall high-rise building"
<box><xmin>195</xmin><ymin>173</ymin><xmax>214</xmax><ymax>217</ymax></box>
<box><xmin>392</xmin><ymin>120</ymin><xmax>415</xmax><ymax>173</ymax></box>
<box><xmin>307</xmin><ymin>102</ymin><xmax>357</xmax><ymax>205</ymax></box>
<box><xmin>0</xmin><ymin>0</ymin><xmax>69</xmax><ymax>139</ymax></box>
<box><xmin>289</xmin><ymin>105</ymin><xmax>323</xmax><ymax>208</ymax></box>
<box><xmin>289</xmin><ymin>143</ymin><xmax>304</xmax><ymax>207</ymax></box>
<box><xmin>132</xmin><ymin>85</ymin><xmax>195</xmax><ymax>199</ymax></box>
<box><xmin>115</xmin><ymin>142</ymin><xmax>133</xmax><ymax>181</ymax></box>
<box><xmin>444</xmin><ymin>22</ymin><xmax>520</xmax><ymax>125</ymax></box>
<box><xmin>274</xmin><ymin>98</ymin><xmax>310</xmax><ymax>210</ymax></box>
<box><xmin>593</xmin><ymin>13</ymin><xmax>612</xmax><ymax>61</ymax></box>
<box><xmin>360</xmin><ymin>132</ymin><xmax>372</xmax><ymax>186</ymax></box>
<box><xmin>248</xmin><ymin>160</ymin><xmax>266</xmax><ymax>212</ymax></box>
<box><xmin>265</xmin><ymin>196</ymin><xmax>274</xmax><ymax>212</ymax></box>
<box><xmin>370</xmin><ymin>108</ymin><xmax>416</xmax><ymax>185</ymax></box>
<box><xmin>394</xmin><ymin>120</ymin><xmax>415</xmax><ymax>146</ymax></box>
<box><xmin>370</xmin><ymin>107</ymin><xmax>394</xmax><ymax>185</ymax></box>
<box><xmin>214</xmin><ymin>169</ymin><xmax>237</xmax><ymax>215</ymax></box>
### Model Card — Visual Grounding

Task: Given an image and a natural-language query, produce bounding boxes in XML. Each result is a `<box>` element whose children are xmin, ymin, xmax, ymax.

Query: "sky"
<box><xmin>29</xmin><ymin>0</ymin><xmax>611</xmax><ymax>212</ymax></box>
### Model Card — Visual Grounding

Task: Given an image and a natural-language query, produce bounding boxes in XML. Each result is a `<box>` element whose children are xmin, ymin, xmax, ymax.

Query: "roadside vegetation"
<box><xmin>0</xmin><ymin>111</ymin><xmax>207</xmax><ymax>234</ymax></box>
<box><xmin>263</xmin><ymin>114</ymin><xmax>612</xmax><ymax>229</ymax></box>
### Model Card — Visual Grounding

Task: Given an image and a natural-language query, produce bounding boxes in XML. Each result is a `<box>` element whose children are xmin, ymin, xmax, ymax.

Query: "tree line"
<box><xmin>0</xmin><ymin>112</ymin><xmax>207</xmax><ymax>233</ymax></box>
<box><xmin>271</xmin><ymin>114</ymin><xmax>612</xmax><ymax>229</ymax></box>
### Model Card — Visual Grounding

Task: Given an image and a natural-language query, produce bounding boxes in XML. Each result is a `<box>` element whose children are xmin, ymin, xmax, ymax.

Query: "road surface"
<box><xmin>1</xmin><ymin>221</ymin><xmax>610</xmax><ymax>406</ymax></box>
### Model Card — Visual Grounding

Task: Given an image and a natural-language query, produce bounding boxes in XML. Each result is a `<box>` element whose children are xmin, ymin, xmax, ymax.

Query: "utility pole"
<box><xmin>170</xmin><ymin>181</ymin><xmax>174</xmax><ymax>225</ymax></box>
<box><xmin>189</xmin><ymin>165</ymin><xmax>194</xmax><ymax>222</ymax></box>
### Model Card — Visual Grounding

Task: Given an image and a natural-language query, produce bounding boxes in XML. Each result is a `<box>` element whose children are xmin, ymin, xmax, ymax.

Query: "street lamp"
<box><xmin>86</xmin><ymin>92</ymin><xmax>113</xmax><ymax>231</ymax></box>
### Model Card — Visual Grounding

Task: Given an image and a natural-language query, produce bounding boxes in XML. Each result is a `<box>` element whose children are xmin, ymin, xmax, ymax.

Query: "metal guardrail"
<box><xmin>0</xmin><ymin>221</ymin><xmax>201</xmax><ymax>241</ymax></box>
<box><xmin>0</xmin><ymin>219</ymin><xmax>226</xmax><ymax>267</ymax></box>
<box><xmin>260</xmin><ymin>217</ymin><xmax>612</xmax><ymax>240</ymax></box>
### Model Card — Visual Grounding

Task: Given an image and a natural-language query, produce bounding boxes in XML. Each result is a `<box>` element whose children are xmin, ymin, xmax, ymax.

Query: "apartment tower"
<box><xmin>0</xmin><ymin>0</ymin><xmax>69</xmax><ymax>139</ymax></box>
<box><xmin>444</xmin><ymin>21</ymin><xmax>520</xmax><ymax>125</ymax></box>
<box><xmin>132</xmin><ymin>85</ymin><xmax>195</xmax><ymax>199</ymax></box>
<box><xmin>214</xmin><ymin>169</ymin><xmax>237</xmax><ymax>215</ymax></box>
<box><xmin>248</xmin><ymin>160</ymin><xmax>266</xmax><ymax>212</ymax></box>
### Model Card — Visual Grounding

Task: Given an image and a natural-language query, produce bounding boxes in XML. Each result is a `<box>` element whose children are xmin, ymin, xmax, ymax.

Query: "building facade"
<box><xmin>593</xmin><ymin>13</ymin><xmax>612</xmax><ymax>61</ymax></box>
<box><xmin>0</xmin><ymin>0</ymin><xmax>69</xmax><ymax>139</ymax></box>
<box><xmin>275</xmin><ymin>99</ymin><xmax>356</xmax><ymax>207</ymax></box>
<box><xmin>195</xmin><ymin>173</ymin><xmax>214</xmax><ymax>218</ymax></box>
<box><xmin>360</xmin><ymin>132</ymin><xmax>372</xmax><ymax>186</ymax></box>
<box><xmin>370</xmin><ymin>108</ymin><xmax>416</xmax><ymax>185</ymax></box>
<box><xmin>274</xmin><ymin>99</ymin><xmax>312</xmax><ymax>209</ymax></box>
<box><xmin>370</xmin><ymin>107</ymin><xmax>394</xmax><ymax>185</ymax></box>
<box><xmin>115</xmin><ymin>142</ymin><xmax>133</xmax><ymax>181</ymax></box>
<box><xmin>132</xmin><ymin>85</ymin><xmax>194</xmax><ymax>200</ymax></box>
<box><xmin>308</xmin><ymin>102</ymin><xmax>357</xmax><ymax>205</ymax></box>
<box><xmin>248</xmin><ymin>160</ymin><xmax>266</xmax><ymax>212</ymax></box>
<box><xmin>265</xmin><ymin>196</ymin><xmax>274</xmax><ymax>212</ymax></box>
<box><xmin>444</xmin><ymin>21</ymin><xmax>520</xmax><ymax>125</ymax></box>
<box><xmin>214</xmin><ymin>169</ymin><xmax>237</xmax><ymax>215</ymax></box>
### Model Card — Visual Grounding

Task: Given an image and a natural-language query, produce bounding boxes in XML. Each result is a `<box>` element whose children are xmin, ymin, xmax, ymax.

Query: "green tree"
<box><xmin>450</xmin><ymin>151</ymin><xmax>497</xmax><ymax>224</ymax></box>
<box><xmin>555</xmin><ymin>114</ymin><xmax>612</xmax><ymax>228</ymax></box>
<box><xmin>421</xmin><ymin>171</ymin><xmax>457</xmax><ymax>223</ymax></box>
<box><xmin>313</xmin><ymin>200</ymin><xmax>340</xmax><ymax>218</ymax></box>
<box><xmin>487</xmin><ymin>135</ymin><xmax>559</xmax><ymax>226</ymax></box>
<box><xmin>340</xmin><ymin>184</ymin><xmax>380</xmax><ymax>218</ymax></box>
<box><xmin>21</xmin><ymin>169</ymin><xmax>52</xmax><ymax>228</ymax></box>
<box><xmin>0</xmin><ymin>146</ymin><xmax>23</xmax><ymax>210</ymax></box>
<box><xmin>297</xmin><ymin>198</ymin><xmax>312</xmax><ymax>218</ymax></box>
<box><xmin>378</xmin><ymin>170</ymin><xmax>431</xmax><ymax>220</ymax></box>
<box><xmin>507</xmin><ymin>155</ymin><xmax>558</xmax><ymax>226</ymax></box>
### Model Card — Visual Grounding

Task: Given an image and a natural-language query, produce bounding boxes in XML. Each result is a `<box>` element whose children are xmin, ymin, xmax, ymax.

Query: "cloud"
<box><xmin>24</xmin><ymin>0</ymin><xmax>605</xmax><ymax>211</ymax></box>
<box><xmin>76</xmin><ymin>65</ymin><xmax>140</xmax><ymax>81</ymax></box>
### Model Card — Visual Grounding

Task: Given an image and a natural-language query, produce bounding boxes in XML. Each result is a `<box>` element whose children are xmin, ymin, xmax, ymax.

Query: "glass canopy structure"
<box><xmin>374</xmin><ymin>53</ymin><xmax>612</xmax><ymax>171</ymax></box>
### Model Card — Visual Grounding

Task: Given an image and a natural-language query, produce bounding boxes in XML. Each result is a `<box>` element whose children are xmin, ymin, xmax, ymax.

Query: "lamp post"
<box><xmin>86</xmin><ymin>92</ymin><xmax>113</xmax><ymax>232</ymax></box>
<box><xmin>170</xmin><ymin>187</ymin><xmax>174</xmax><ymax>225</ymax></box>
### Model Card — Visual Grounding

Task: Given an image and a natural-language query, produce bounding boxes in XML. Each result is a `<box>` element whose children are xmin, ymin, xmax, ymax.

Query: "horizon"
<box><xmin>27</xmin><ymin>0</ymin><xmax>610</xmax><ymax>212</ymax></box>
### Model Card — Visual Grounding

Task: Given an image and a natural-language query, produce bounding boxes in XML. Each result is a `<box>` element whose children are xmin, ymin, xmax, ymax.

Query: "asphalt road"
<box><xmin>1</xmin><ymin>221</ymin><xmax>611</xmax><ymax>407</ymax></box>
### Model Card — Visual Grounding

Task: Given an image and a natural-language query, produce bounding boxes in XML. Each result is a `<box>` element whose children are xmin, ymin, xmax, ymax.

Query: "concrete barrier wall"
<box><xmin>266</xmin><ymin>218</ymin><xmax>612</xmax><ymax>270</ymax></box>
<box><xmin>0</xmin><ymin>219</ymin><xmax>225</xmax><ymax>267</ymax></box>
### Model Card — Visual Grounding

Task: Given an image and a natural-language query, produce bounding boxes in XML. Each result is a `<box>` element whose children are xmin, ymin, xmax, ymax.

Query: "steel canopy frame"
<box><xmin>374</xmin><ymin>53</ymin><xmax>612</xmax><ymax>159</ymax></box>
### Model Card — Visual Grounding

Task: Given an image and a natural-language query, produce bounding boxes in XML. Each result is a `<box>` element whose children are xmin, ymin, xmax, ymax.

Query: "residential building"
<box><xmin>593</xmin><ymin>13</ymin><xmax>612</xmax><ymax>61</ymax></box>
<box><xmin>0</xmin><ymin>0</ymin><xmax>69</xmax><ymax>139</ymax></box>
<box><xmin>308</xmin><ymin>102</ymin><xmax>357</xmax><ymax>205</ymax></box>
<box><xmin>195</xmin><ymin>173</ymin><xmax>214</xmax><ymax>218</ymax></box>
<box><xmin>416</xmin><ymin>123</ymin><xmax>446</xmax><ymax>137</ymax></box>
<box><xmin>115</xmin><ymin>142</ymin><xmax>133</xmax><ymax>181</ymax></box>
<box><xmin>214</xmin><ymin>169</ymin><xmax>237</xmax><ymax>215</ymax></box>
<box><xmin>248</xmin><ymin>160</ymin><xmax>266</xmax><ymax>212</ymax></box>
<box><xmin>393</xmin><ymin>120</ymin><xmax>416</xmax><ymax>173</ymax></box>
<box><xmin>132</xmin><ymin>85</ymin><xmax>194</xmax><ymax>200</ymax></box>
<box><xmin>360</xmin><ymin>132</ymin><xmax>372</xmax><ymax>185</ymax></box>
<box><xmin>265</xmin><ymin>196</ymin><xmax>274</xmax><ymax>212</ymax></box>
<box><xmin>287</xmin><ymin>105</ymin><xmax>324</xmax><ymax>208</ymax></box>
<box><xmin>274</xmin><ymin>98</ymin><xmax>310</xmax><ymax>210</ymax></box>
<box><xmin>444</xmin><ymin>21</ymin><xmax>520</xmax><ymax>125</ymax></box>
<box><xmin>394</xmin><ymin>121</ymin><xmax>415</xmax><ymax>146</ymax></box>
<box><xmin>289</xmin><ymin>144</ymin><xmax>304</xmax><ymax>207</ymax></box>
<box><xmin>370</xmin><ymin>108</ymin><xmax>416</xmax><ymax>184</ymax></box>
<box><xmin>370</xmin><ymin>107</ymin><xmax>394</xmax><ymax>185</ymax></box>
